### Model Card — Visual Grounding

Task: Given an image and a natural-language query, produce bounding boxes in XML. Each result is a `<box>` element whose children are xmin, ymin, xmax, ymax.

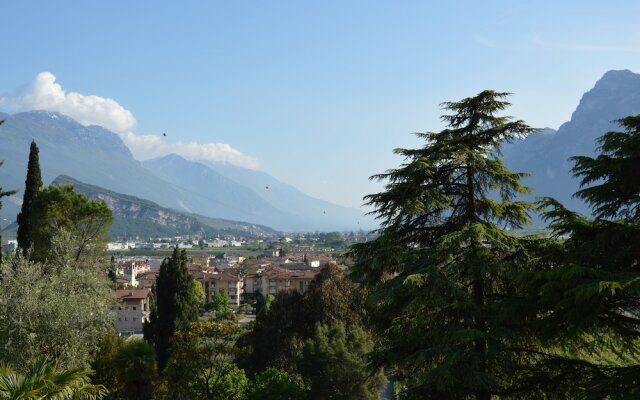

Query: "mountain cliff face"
<box><xmin>504</xmin><ymin>69</ymin><xmax>640</xmax><ymax>217</ymax></box>
<box><xmin>52</xmin><ymin>175</ymin><xmax>277</xmax><ymax>239</ymax></box>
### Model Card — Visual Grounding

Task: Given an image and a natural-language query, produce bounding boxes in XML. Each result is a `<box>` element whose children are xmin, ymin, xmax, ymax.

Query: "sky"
<box><xmin>1</xmin><ymin>1</ymin><xmax>639</xmax><ymax>209</ymax></box>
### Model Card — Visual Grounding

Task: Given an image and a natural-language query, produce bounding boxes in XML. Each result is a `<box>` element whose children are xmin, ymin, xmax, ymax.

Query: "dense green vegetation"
<box><xmin>16</xmin><ymin>140</ymin><xmax>43</xmax><ymax>256</ymax></box>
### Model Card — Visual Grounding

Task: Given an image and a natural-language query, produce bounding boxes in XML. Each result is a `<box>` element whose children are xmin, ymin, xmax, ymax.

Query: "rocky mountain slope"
<box><xmin>503</xmin><ymin>69</ymin><xmax>640</xmax><ymax>218</ymax></box>
<box><xmin>52</xmin><ymin>175</ymin><xmax>278</xmax><ymax>239</ymax></box>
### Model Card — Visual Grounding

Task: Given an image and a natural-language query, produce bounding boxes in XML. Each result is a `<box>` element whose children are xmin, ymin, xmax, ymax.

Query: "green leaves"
<box><xmin>0</xmin><ymin>359</ymin><xmax>107</xmax><ymax>400</ymax></box>
<box><xmin>350</xmin><ymin>91</ymin><xmax>544</xmax><ymax>398</ymax></box>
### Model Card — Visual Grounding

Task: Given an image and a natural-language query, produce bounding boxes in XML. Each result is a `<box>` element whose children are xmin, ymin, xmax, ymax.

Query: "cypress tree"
<box><xmin>144</xmin><ymin>247</ymin><xmax>199</xmax><ymax>371</ymax></box>
<box><xmin>349</xmin><ymin>91</ymin><xmax>549</xmax><ymax>398</ymax></box>
<box><xmin>16</xmin><ymin>140</ymin><xmax>43</xmax><ymax>256</ymax></box>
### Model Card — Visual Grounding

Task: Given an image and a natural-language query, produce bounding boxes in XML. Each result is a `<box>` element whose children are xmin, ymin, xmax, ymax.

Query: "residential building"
<box><xmin>114</xmin><ymin>289</ymin><xmax>151</xmax><ymax>335</ymax></box>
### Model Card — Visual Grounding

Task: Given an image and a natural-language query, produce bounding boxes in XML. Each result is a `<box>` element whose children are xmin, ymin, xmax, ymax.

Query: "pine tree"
<box><xmin>349</xmin><ymin>91</ymin><xmax>547</xmax><ymax>398</ymax></box>
<box><xmin>0</xmin><ymin>120</ymin><xmax>18</xmax><ymax>265</ymax></box>
<box><xmin>16</xmin><ymin>140</ymin><xmax>43</xmax><ymax>256</ymax></box>
<box><xmin>144</xmin><ymin>247</ymin><xmax>199</xmax><ymax>371</ymax></box>
<box><xmin>525</xmin><ymin>115</ymin><xmax>640</xmax><ymax>397</ymax></box>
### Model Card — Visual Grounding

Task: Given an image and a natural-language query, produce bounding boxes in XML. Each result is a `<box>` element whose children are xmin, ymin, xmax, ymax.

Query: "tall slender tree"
<box><xmin>17</xmin><ymin>140</ymin><xmax>43</xmax><ymax>256</ymax></box>
<box><xmin>0</xmin><ymin>120</ymin><xmax>18</xmax><ymax>265</ymax></box>
<box><xmin>349</xmin><ymin>91</ymin><xmax>549</xmax><ymax>398</ymax></box>
<box><xmin>144</xmin><ymin>246</ymin><xmax>200</xmax><ymax>371</ymax></box>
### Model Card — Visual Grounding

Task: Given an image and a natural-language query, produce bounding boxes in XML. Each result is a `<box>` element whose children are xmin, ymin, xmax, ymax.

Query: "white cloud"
<box><xmin>0</xmin><ymin>71</ymin><xmax>137</xmax><ymax>133</ymax></box>
<box><xmin>0</xmin><ymin>72</ymin><xmax>260</xmax><ymax>169</ymax></box>
<box><xmin>121</xmin><ymin>132</ymin><xmax>260</xmax><ymax>169</ymax></box>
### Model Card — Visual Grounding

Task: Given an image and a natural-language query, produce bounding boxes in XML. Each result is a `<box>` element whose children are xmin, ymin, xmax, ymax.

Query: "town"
<box><xmin>112</xmin><ymin>247</ymin><xmax>350</xmax><ymax>335</ymax></box>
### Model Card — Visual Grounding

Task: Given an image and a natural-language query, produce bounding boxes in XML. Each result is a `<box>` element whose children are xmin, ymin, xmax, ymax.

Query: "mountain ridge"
<box><xmin>0</xmin><ymin>110</ymin><xmax>372</xmax><ymax>232</ymax></box>
<box><xmin>51</xmin><ymin>174</ymin><xmax>278</xmax><ymax>239</ymax></box>
<box><xmin>503</xmin><ymin>69</ymin><xmax>640</xmax><ymax>218</ymax></box>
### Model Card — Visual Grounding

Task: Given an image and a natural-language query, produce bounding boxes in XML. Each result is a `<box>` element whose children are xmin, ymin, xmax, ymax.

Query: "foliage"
<box><xmin>90</xmin><ymin>330</ymin><xmax>125</xmax><ymax>400</ymax></box>
<box><xmin>348</xmin><ymin>91</ymin><xmax>547</xmax><ymax>398</ymax></box>
<box><xmin>0</xmin><ymin>249</ymin><xmax>114</xmax><ymax>370</ymax></box>
<box><xmin>115</xmin><ymin>340</ymin><xmax>157</xmax><ymax>400</ymax></box>
<box><xmin>17</xmin><ymin>140</ymin><xmax>43</xmax><ymax>257</ymax></box>
<box><xmin>204</xmin><ymin>290</ymin><xmax>234</xmax><ymax>321</ymax></box>
<box><xmin>165</xmin><ymin>320</ymin><xmax>247</xmax><ymax>400</ymax></box>
<box><xmin>301</xmin><ymin>322</ymin><xmax>385</xmax><ymax>400</ymax></box>
<box><xmin>245</xmin><ymin>368</ymin><xmax>306</xmax><ymax>400</ymax></box>
<box><xmin>237</xmin><ymin>290</ymin><xmax>309</xmax><ymax>376</ymax></box>
<box><xmin>192</xmin><ymin>279</ymin><xmax>206</xmax><ymax>307</ymax></box>
<box><xmin>519</xmin><ymin>115</ymin><xmax>640</xmax><ymax>397</ymax></box>
<box><xmin>0</xmin><ymin>358</ymin><xmax>107</xmax><ymax>400</ymax></box>
<box><xmin>304</xmin><ymin>263</ymin><xmax>365</xmax><ymax>328</ymax></box>
<box><xmin>144</xmin><ymin>247</ymin><xmax>200</xmax><ymax>371</ymax></box>
<box><xmin>238</xmin><ymin>263</ymin><xmax>377</xmax><ymax>399</ymax></box>
<box><xmin>29</xmin><ymin>185</ymin><xmax>112</xmax><ymax>264</ymax></box>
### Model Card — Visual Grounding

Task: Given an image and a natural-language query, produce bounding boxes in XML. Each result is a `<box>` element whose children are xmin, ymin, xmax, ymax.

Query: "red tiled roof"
<box><xmin>114</xmin><ymin>289</ymin><xmax>151</xmax><ymax>300</ymax></box>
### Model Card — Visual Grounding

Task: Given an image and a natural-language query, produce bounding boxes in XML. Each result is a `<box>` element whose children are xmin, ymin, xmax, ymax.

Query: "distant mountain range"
<box><xmin>0</xmin><ymin>111</ymin><xmax>372</xmax><ymax>232</ymax></box>
<box><xmin>1</xmin><ymin>69</ymin><xmax>639</xmax><ymax>233</ymax></box>
<box><xmin>503</xmin><ymin>69</ymin><xmax>640</xmax><ymax>219</ymax></box>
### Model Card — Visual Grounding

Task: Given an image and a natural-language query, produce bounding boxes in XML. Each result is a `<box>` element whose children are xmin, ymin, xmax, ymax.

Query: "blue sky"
<box><xmin>1</xmin><ymin>1</ymin><xmax>639</xmax><ymax>208</ymax></box>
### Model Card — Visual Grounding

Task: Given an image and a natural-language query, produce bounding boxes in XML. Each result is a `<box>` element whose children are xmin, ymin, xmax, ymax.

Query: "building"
<box><xmin>257</xmin><ymin>267</ymin><xmax>318</xmax><ymax>296</ymax></box>
<box><xmin>114</xmin><ymin>289</ymin><xmax>151</xmax><ymax>335</ymax></box>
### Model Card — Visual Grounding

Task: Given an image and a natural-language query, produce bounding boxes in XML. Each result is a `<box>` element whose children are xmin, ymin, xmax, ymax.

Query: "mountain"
<box><xmin>204</xmin><ymin>161</ymin><xmax>374</xmax><ymax>231</ymax></box>
<box><xmin>504</xmin><ymin>69</ymin><xmax>640</xmax><ymax>218</ymax></box>
<box><xmin>51</xmin><ymin>175</ymin><xmax>278</xmax><ymax>239</ymax></box>
<box><xmin>141</xmin><ymin>154</ymin><xmax>314</xmax><ymax>231</ymax></box>
<box><xmin>0</xmin><ymin>110</ymin><xmax>371</xmax><ymax>232</ymax></box>
<box><xmin>143</xmin><ymin>155</ymin><xmax>374</xmax><ymax>232</ymax></box>
<box><xmin>0</xmin><ymin>111</ymin><xmax>216</xmax><ymax>221</ymax></box>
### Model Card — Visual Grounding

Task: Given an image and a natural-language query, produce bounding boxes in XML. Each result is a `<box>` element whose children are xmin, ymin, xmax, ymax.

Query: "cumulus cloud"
<box><xmin>0</xmin><ymin>72</ymin><xmax>259</xmax><ymax>169</ymax></box>
<box><xmin>121</xmin><ymin>132</ymin><xmax>260</xmax><ymax>169</ymax></box>
<box><xmin>0</xmin><ymin>71</ymin><xmax>137</xmax><ymax>133</ymax></box>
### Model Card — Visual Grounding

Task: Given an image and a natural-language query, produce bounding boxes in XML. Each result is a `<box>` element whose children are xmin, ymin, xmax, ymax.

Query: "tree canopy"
<box><xmin>349</xmin><ymin>90</ymin><xmax>547</xmax><ymax>399</ymax></box>
<box><xmin>29</xmin><ymin>185</ymin><xmax>112</xmax><ymax>264</ymax></box>
<box><xmin>520</xmin><ymin>115</ymin><xmax>640</xmax><ymax>397</ymax></box>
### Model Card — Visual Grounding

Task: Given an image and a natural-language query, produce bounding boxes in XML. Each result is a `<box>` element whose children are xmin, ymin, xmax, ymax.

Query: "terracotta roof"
<box><xmin>114</xmin><ymin>289</ymin><xmax>151</xmax><ymax>300</ymax></box>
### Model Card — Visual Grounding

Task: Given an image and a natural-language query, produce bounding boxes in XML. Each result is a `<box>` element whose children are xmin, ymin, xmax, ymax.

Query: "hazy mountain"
<box><xmin>205</xmin><ymin>161</ymin><xmax>374</xmax><ymax>231</ymax></box>
<box><xmin>51</xmin><ymin>175</ymin><xmax>278</xmax><ymax>239</ymax></box>
<box><xmin>0</xmin><ymin>110</ymin><xmax>371</xmax><ymax>232</ymax></box>
<box><xmin>141</xmin><ymin>154</ymin><xmax>312</xmax><ymax>231</ymax></box>
<box><xmin>0</xmin><ymin>111</ymin><xmax>220</xmax><ymax>225</ymax></box>
<box><xmin>142</xmin><ymin>154</ymin><xmax>374</xmax><ymax>232</ymax></box>
<box><xmin>504</xmin><ymin>69</ymin><xmax>640</xmax><ymax>218</ymax></box>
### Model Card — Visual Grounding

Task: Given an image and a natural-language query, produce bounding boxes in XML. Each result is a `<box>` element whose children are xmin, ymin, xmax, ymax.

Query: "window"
<box><xmin>124</xmin><ymin>317</ymin><xmax>127</xmax><ymax>321</ymax></box>
<box><xmin>133</xmin><ymin>317</ymin><xmax>137</xmax><ymax>321</ymax></box>
<box><xmin>133</xmin><ymin>306</ymin><xmax>137</xmax><ymax>310</ymax></box>
<box><xmin>118</xmin><ymin>318</ymin><xmax>121</xmax><ymax>321</ymax></box>
<box><xmin>118</xmin><ymin>306</ymin><xmax>122</xmax><ymax>310</ymax></box>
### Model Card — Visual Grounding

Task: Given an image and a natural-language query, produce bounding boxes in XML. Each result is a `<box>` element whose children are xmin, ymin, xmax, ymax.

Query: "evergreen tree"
<box><xmin>523</xmin><ymin>115</ymin><xmax>640</xmax><ymax>397</ymax></box>
<box><xmin>16</xmin><ymin>140</ymin><xmax>43</xmax><ymax>256</ymax></box>
<box><xmin>0</xmin><ymin>120</ymin><xmax>17</xmax><ymax>265</ymax></box>
<box><xmin>300</xmin><ymin>322</ymin><xmax>386</xmax><ymax>400</ymax></box>
<box><xmin>144</xmin><ymin>247</ymin><xmax>200</xmax><ymax>371</ymax></box>
<box><xmin>349</xmin><ymin>91</ymin><xmax>545</xmax><ymax>398</ymax></box>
